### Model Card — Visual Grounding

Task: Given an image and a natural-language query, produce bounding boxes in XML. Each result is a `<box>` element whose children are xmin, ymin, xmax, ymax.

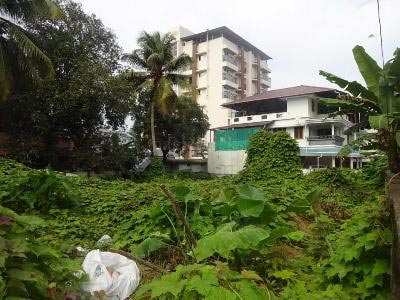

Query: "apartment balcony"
<box><xmin>222</xmin><ymin>89</ymin><xmax>238</xmax><ymax>101</ymax></box>
<box><xmin>197</xmin><ymin>43</ymin><xmax>207</xmax><ymax>54</ymax></box>
<box><xmin>222</xmin><ymin>72</ymin><xmax>238</xmax><ymax>89</ymax></box>
<box><xmin>261</xmin><ymin>77</ymin><xmax>271</xmax><ymax>87</ymax></box>
<box><xmin>222</xmin><ymin>53</ymin><xmax>239</xmax><ymax>70</ymax></box>
<box><xmin>222</xmin><ymin>38</ymin><xmax>239</xmax><ymax>55</ymax></box>
<box><xmin>307</xmin><ymin>135</ymin><xmax>345</xmax><ymax>146</ymax></box>
<box><xmin>260</xmin><ymin>60</ymin><xmax>270</xmax><ymax>72</ymax></box>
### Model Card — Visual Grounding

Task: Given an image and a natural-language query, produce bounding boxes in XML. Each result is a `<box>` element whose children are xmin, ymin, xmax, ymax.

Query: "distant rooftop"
<box><xmin>181</xmin><ymin>26</ymin><xmax>271</xmax><ymax>61</ymax></box>
<box><xmin>222</xmin><ymin>85</ymin><xmax>338</xmax><ymax>108</ymax></box>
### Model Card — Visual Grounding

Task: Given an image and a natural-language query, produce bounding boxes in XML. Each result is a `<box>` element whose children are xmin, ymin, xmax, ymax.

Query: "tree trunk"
<box><xmin>150</xmin><ymin>102</ymin><xmax>157</xmax><ymax>156</ymax></box>
<box><xmin>389</xmin><ymin>173</ymin><xmax>400</xmax><ymax>299</ymax></box>
<box><xmin>388</xmin><ymin>135</ymin><xmax>400</xmax><ymax>174</ymax></box>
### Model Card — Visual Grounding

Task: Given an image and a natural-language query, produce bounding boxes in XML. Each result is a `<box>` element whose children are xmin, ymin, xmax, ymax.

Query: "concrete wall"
<box><xmin>207</xmin><ymin>142</ymin><xmax>247</xmax><ymax>175</ymax></box>
<box><xmin>287</xmin><ymin>96</ymin><xmax>310</xmax><ymax>118</ymax></box>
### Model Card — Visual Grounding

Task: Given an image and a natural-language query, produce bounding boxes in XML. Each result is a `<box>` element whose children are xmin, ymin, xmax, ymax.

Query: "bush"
<box><xmin>362</xmin><ymin>155</ymin><xmax>388</xmax><ymax>186</ymax></box>
<box><xmin>1</xmin><ymin>170</ymin><xmax>79</xmax><ymax>213</ymax></box>
<box><xmin>239</xmin><ymin>130</ymin><xmax>302</xmax><ymax>181</ymax></box>
<box><xmin>0</xmin><ymin>205</ymin><xmax>83</xmax><ymax>298</ymax></box>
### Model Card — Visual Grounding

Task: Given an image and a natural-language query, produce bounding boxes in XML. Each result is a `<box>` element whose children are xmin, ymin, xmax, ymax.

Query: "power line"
<box><xmin>376</xmin><ymin>0</ymin><xmax>385</xmax><ymax>67</ymax></box>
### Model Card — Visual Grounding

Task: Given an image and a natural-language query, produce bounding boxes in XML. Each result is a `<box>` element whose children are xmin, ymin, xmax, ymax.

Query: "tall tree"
<box><xmin>0</xmin><ymin>1</ymin><xmax>133</xmax><ymax>170</ymax></box>
<box><xmin>0</xmin><ymin>0</ymin><xmax>60</xmax><ymax>101</ymax></box>
<box><xmin>123</xmin><ymin>31</ymin><xmax>192</xmax><ymax>154</ymax></box>
<box><xmin>320</xmin><ymin>45</ymin><xmax>400</xmax><ymax>173</ymax></box>
<box><xmin>156</xmin><ymin>96</ymin><xmax>209</xmax><ymax>159</ymax></box>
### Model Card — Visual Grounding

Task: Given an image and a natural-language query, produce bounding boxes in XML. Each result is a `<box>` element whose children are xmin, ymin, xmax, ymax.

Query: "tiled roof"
<box><xmin>222</xmin><ymin>85</ymin><xmax>337</xmax><ymax>107</ymax></box>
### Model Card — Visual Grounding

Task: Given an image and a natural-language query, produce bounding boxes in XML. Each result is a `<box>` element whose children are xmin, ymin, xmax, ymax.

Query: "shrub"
<box><xmin>0</xmin><ymin>205</ymin><xmax>83</xmax><ymax>298</ymax></box>
<box><xmin>239</xmin><ymin>130</ymin><xmax>302</xmax><ymax>181</ymax></box>
<box><xmin>1</xmin><ymin>170</ymin><xmax>79</xmax><ymax>213</ymax></box>
<box><xmin>362</xmin><ymin>154</ymin><xmax>388</xmax><ymax>186</ymax></box>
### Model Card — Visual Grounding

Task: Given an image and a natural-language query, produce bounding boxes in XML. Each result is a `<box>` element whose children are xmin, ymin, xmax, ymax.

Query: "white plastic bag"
<box><xmin>82</xmin><ymin>249</ymin><xmax>140</xmax><ymax>299</ymax></box>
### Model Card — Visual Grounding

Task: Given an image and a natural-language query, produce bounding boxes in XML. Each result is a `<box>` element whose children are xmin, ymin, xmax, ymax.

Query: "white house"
<box><xmin>208</xmin><ymin>85</ymin><xmax>362</xmax><ymax>175</ymax></box>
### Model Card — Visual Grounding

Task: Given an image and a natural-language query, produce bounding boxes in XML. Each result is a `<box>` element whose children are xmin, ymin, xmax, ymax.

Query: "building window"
<box><xmin>198</xmin><ymin>90</ymin><xmax>201</xmax><ymax>95</ymax></box>
<box><xmin>273</xmin><ymin>128</ymin><xmax>286</xmax><ymax>132</ymax></box>
<box><xmin>261</xmin><ymin>115</ymin><xmax>268</xmax><ymax>120</ymax></box>
<box><xmin>247</xmin><ymin>116</ymin><xmax>252</xmax><ymax>121</ymax></box>
<box><xmin>311</xmin><ymin>100</ymin><xmax>315</xmax><ymax>112</ymax></box>
<box><xmin>234</xmin><ymin>118</ymin><xmax>239</xmax><ymax>122</ymax></box>
<box><xmin>294</xmin><ymin>126</ymin><xmax>304</xmax><ymax>139</ymax></box>
<box><xmin>276</xmin><ymin>113</ymin><xmax>283</xmax><ymax>118</ymax></box>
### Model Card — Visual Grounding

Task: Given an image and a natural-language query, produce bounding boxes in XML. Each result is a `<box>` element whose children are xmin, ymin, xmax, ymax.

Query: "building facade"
<box><xmin>208</xmin><ymin>85</ymin><xmax>362</xmax><ymax>175</ymax></box>
<box><xmin>170</xmin><ymin>26</ymin><xmax>272</xmax><ymax>141</ymax></box>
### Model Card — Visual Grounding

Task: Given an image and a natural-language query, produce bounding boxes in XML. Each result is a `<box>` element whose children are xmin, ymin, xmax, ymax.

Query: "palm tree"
<box><xmin>123</xmin><ymin>31</ymin><xmax>192</xmax><ymax>154</ymax></box>
<box><xmin>0</xmin><ymin>0</ymin><xmax>61</xmax><ymax>101</ymax></box>
<box><xmin>319</xmin><ymin>45</ymin><xmax>400</xmax><ymax>172</ymax></box>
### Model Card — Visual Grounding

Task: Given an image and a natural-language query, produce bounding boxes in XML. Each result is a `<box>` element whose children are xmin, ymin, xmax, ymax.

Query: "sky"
<box><xmin>76</xmin><ymin>0</ymin><xmax>399</xmax><ymax>90</ymax></box>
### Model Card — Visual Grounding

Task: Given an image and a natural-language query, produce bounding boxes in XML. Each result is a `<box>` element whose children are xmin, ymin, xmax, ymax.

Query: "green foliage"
<box><xmin>0</xmin><ymin>205</ymin><xmax>82</xmax><ymax>299</ymax></box>
<box><xmin>320</xmin><ymin>45</ymin><xmax>400</xmax><ymax>172</ymax></box>
<box><xmin>1</xmin><ymin>1</ymin><xmax>133</xmax><ymax>171</ymax></box>
<box><xmin>0</xmin><ymin>0</ymin><xmax>60</xmax><ymax>101</ymax></box>
<box><xmin>239</xmin><ymin>130</ymin><xmax>302</xmax><ymax>182</ymax></box>
<box><xmin>1</xmin><ymin>169</ymin><xmax>79</xmax><ymax>212</ymax></box>
<box><xmin>361</xmin><ymin>154</ymin><xmax>388</xmax><ymax>186</ymax></box>
<box><xmin>194</xmin><ymin>223</ymin><xmax>270</xmax><ymax>261</ymax></box>
<box><xmin>0</xmin><ymin>160</ymin><xmax>390</xmax><ymax>299</ymax></box>
<box><xmin>140</xmin><ymin>157</ymin><xmax>167</xmax><ymax>179</ymax></box>
<box><xmin>281</xmin><ymin>200</ymin><xmax>390</xmax><ymax>299</ymax></box>
<box><xmin>136</xmin><ymin>263</ymin><xmax>271</xmax><ymax>300</ymax></box>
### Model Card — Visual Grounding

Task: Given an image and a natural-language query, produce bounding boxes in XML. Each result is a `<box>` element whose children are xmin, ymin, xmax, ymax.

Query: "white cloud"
<box><xmin>77</xmin><ymin>0</ymin><xmax>399</xmax><ymax>89</ymax></box>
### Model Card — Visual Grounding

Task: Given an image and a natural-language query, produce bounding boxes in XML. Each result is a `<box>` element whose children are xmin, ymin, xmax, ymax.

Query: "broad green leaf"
<box><xmin>206</xmin><ymin>287</ymin><xmax>237</xmax><ymax>300</ymax></box>
<box><xmin>236</xmin><ymin>197</ymin><xmax>265</xmax><ymax>218</ymax></box>
<box><xmin>319</xmin><ymin>71</ymin><xmax>377</xmax><ymax>100</ymax></box>
<box><xmin>353</xmin><ymin>45</ymin><xmax>382</xmax><ymax>98</ymax></box>
<box><xmin>371</xmin><ymin>259</ymin><xmax>389</xmax><ymax>277</ymax></box>
<box><xmin>369</xmin><ymin>115</ymin><xmax>389</xmax><ymax>129</ymax></box>
<box><xmin>271</xmin><ymin>269</ymin><xmax>295</xmax><ymax>280</ymax></box>
<box><xmin>194</xmin><ymin>225</ymin><xmax>269</xmax><ymax>261</ymax></box>
<box><xmin>134</xmin><ymin>237</ymin><xmax>166</xmax><ymax>258</ymax></box>
<box><xmin>172</xmin><ymin>185</ymin><xmax>190</xmax><ymax>200</ymax></box>
<box><xmin>235</xmin><ymin>280</ymin><xmax>269</xmax><ymax>300</ymax></box>
<box><xmin>285</xmin><ymin>231</ymin><xmax>305</xmax><ymax>242</ymax></box>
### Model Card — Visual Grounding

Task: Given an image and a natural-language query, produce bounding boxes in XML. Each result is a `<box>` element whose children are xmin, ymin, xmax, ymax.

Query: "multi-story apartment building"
<box><xmin>170</xmin><ymin>26</ymin><xmax>272</xmax><ymax>140</ymax></box>
<box><xmin>208</xmin><ymin>85</ymin><xmax>362</xmax><ymax>175</ymax></box>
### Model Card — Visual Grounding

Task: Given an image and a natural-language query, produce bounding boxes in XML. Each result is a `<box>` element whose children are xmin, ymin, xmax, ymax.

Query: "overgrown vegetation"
<box><xmin>239</xmin><ymin>130</ymin><xmax>302</xmax><ymax>182</ymax></box>
<box><xmin>0</xmin><ymin>157</ymin><xmax>390</xmax><ymax>299</ymax></box>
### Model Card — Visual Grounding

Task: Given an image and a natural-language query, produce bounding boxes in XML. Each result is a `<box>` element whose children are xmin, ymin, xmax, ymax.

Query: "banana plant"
<box><xmin>319</xmin><ymin>46</ymin><xmax>400</xmax><ymax>173</ymax></box>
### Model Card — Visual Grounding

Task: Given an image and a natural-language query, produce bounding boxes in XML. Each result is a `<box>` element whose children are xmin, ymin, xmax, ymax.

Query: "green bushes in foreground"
<box><xmin>239</xmin><ymin>130</ymin><xmax>302</xmax><ymax>182</ymax></box>
<box><xmin>0</xmin><ymin>158</ymin><xmax>390</xmax><ymax>299</ymax></box>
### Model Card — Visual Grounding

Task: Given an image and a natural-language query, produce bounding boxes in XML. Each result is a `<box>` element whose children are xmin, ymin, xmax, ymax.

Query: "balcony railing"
<box><xmin>307</xmin><ymin>135</ymin><xmax>344</xmax><ymax>146</ymax></box>
<box><xmin>223</xmin><ymin>54</ymin><xmax>238</xmax><ymax>66</ymax></box>
<box><xmin>260</xmin><ymin>73</ymin><xmax>269</xmax><ymax>81</ymax></box>
<box><xmin>222</xmin><ymin>89</ymin><xmax>238</xmax><ymax>100</ymax></box>
<box><xmin>223</xmin><ymin>72</ymin><xmax>238</xmax><ymax>83</ymax></box>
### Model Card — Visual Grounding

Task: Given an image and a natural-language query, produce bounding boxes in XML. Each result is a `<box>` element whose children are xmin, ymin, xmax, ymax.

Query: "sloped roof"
<box><xmin>212</xmin><ymin>121</ymin><xmax>272</xmax><ymax>131</ymax></box>
<box><xmin>222</xmin><ymin>85</ymin><xmax>337</xmax><ymax>108</ymax></box>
